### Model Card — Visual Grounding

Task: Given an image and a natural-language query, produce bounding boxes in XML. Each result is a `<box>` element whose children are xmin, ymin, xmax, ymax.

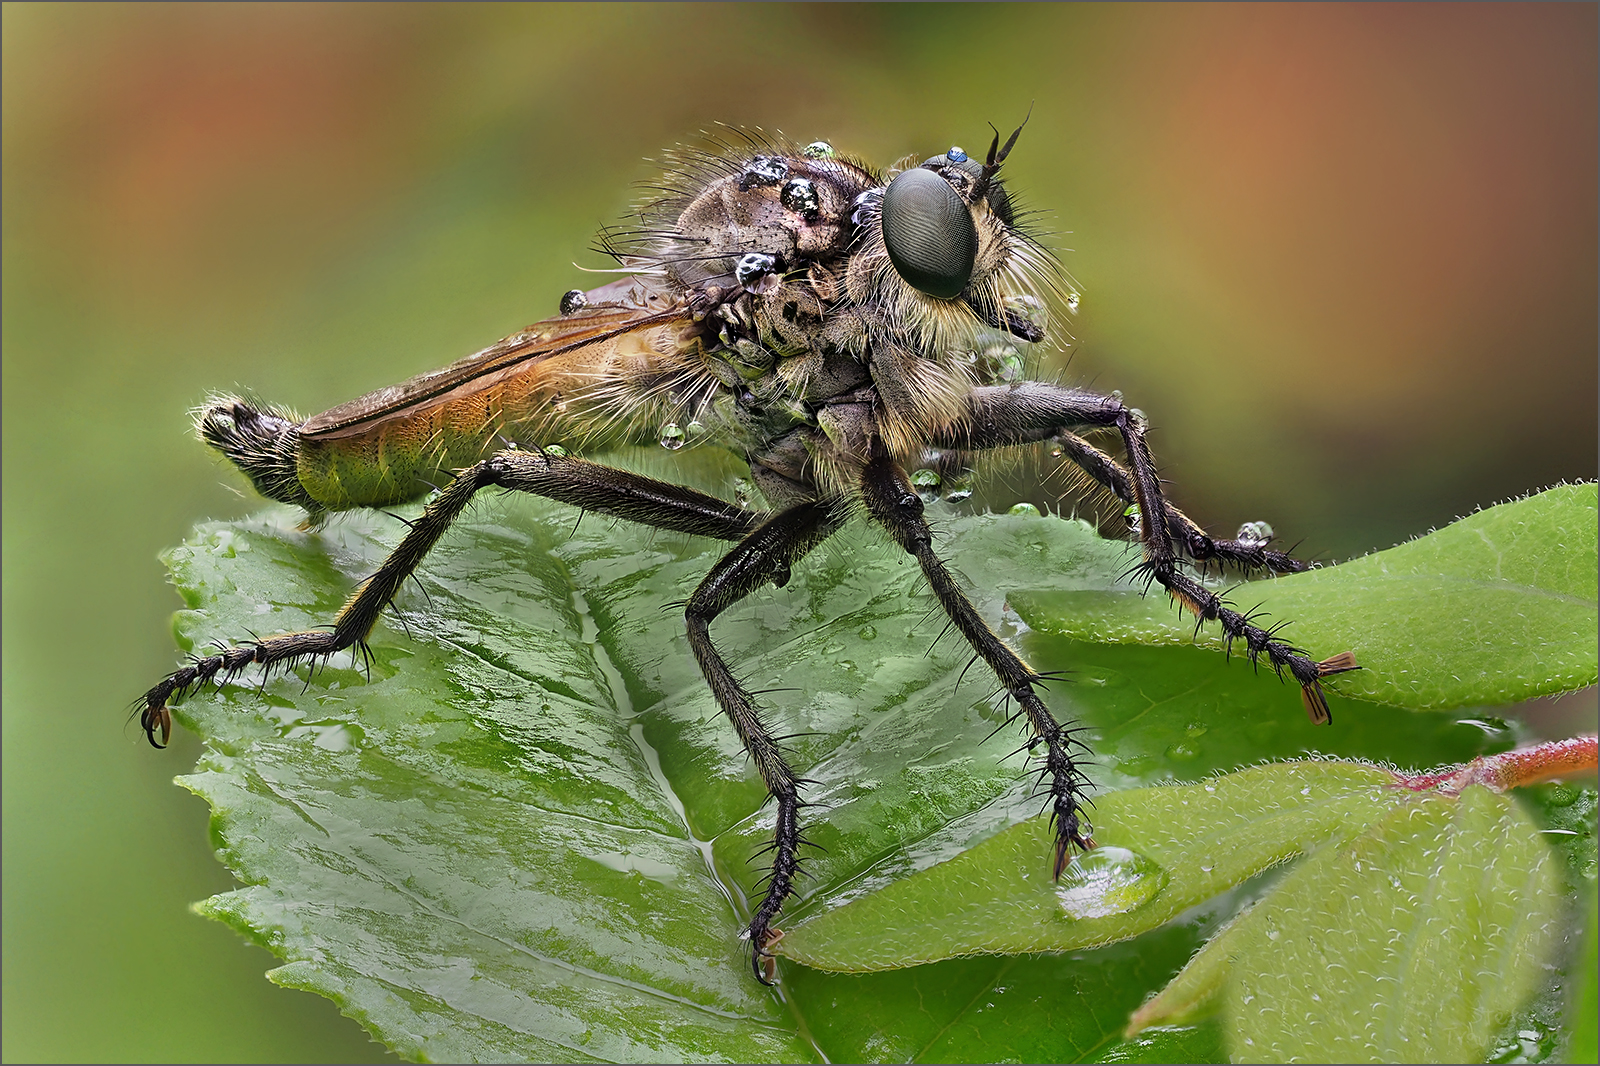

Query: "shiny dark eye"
<box><xmin>880</xmin><ymin>168</ymin><xmax>977</xmax><ymax>300</ymax></box>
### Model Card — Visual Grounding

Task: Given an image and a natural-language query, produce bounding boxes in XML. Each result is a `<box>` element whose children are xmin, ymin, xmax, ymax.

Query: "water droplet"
<box><xmin>1127</xmin><ymin>407</ymin><xmax>1149</xmax><ymax>432</ymax></box>
<box><xmin>944</xmin><ymin>489</ymin><xmax>973</xmax><ymax>503</ymax></box>
<box><xmin>1049</xmin><ymin>445</ymin><xmax>1064</xmax><ymax>458</ymax></box>
<box><xmin>1116</xmin><ymin>753</ymin><xmax>1155</xmax><ymax>776</ymax></box>
<box><xmin>1055</xmin><ymin>847</ymin><xmax>1168</xmax><ymax>919</ymax></box>
<box><xmin>1185</xmin><ymin>722</ymin><xmax>1208</xmax><ymax>738</ymax></box>
<box><xmin>658</xmin><ymin>423</ymin><xmax>686</xmax><ymax>450</ymax></box>
<box><xmin>1235</xmin><ymin>520</ymin><xmax>1274</xmax><ymax>547</ymax></box>
<box><xmin>1002</xmin><ymin>292</ymin><xmax>1046</xmax><ymax>332</ymax></box>
<box><xmin>1457</xmin><ymin>716</ymin><xmax>1510</xmax><ymax>735</ymax></box>
<box><xmin>1165</xmin><ymin>741</ymin><xmax>1200</xmax><ymax>761</ymax></box>
<box><xmin>686</xmin><ymin>419</ymin><xmax>707</xmax><ymax>439</ymax></box>
<box><xmin>804</xmin><ymin>140</ymin><xmax>835</xmax><ymax>159</ymax></box>
<box><xmin>1066</xmin><ymin>291</ymin><xmax>1081</xmax><ymax>314</ymax></box>
<box><xmin>910</xmin><ymin>468</ymin><xmax>942</xmax><ymax>503</ymax></box>
<box><xmin>857</xmin><ymin>624</ymin><xmax>877</xmax><ymax>641</ymax></box>
<box><xmin>1110</xmin><ymin>389</ymin><xmax>1123</xmax><ymax>403</ymax></box>
<box><xmin>732</xmin><ymin>477</ymin><xmax>754</xmax><ymax>508</ymax></box>
<box><xmin>1009</xmin><ymin>502</ymin><xmax>1041</xmax><ymax>517</ymax></box>
<box><xmin>1123</xmin><ymin>503</ymin><xmax>1142</xmax><ymax>535</ymax></box>
<box><xmin>541</xmin><ymin>444</ymin><xmax>568</xmax><ymax>458</ymax></box>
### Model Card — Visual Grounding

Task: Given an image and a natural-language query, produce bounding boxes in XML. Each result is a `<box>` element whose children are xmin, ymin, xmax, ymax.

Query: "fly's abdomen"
<box><xmin>292</xmin><ymin>376</ymin><xmax>546</xmax><ymax>510</ymax></box>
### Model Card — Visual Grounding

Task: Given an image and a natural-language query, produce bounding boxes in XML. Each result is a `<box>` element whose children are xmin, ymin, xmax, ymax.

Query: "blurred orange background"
<box><xmin>4</xmin><ymin>4</ymin><xmax>1594</xmax><ymax>1060</ymax></box>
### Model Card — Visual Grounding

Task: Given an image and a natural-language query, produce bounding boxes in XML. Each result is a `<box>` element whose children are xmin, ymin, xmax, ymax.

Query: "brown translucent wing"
<box><xmin>301</xmin><ymin>278</ymin><xmax>691</xmax><ymax>441</ymax></box>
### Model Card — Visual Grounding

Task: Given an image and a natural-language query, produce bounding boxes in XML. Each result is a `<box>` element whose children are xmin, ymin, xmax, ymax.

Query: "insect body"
<box><xmin>142</xmin><ymin>125</ymin><xmax>1357</xmax><ymax>982</ymax></box>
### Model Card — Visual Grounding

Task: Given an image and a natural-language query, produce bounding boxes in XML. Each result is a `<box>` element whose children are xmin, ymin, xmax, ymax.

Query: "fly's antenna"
<box><xmin>973</xmin><ymin>103</ymin><xmax>1032</xmax><ymax>201</ymax></box>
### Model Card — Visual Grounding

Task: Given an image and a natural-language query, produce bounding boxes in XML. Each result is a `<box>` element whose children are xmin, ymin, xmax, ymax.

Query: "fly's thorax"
<box><xmin>656</xmin><ymin>151</ymin><xmax>876</xmax><ymax>292</ymax></box>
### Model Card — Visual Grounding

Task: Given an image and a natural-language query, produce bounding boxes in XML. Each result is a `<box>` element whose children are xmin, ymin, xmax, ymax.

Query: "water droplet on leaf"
<box><xmin>1055</xmin><ymin>847</ymin><xmax>1168</xmax><ymax>919</ymax></box>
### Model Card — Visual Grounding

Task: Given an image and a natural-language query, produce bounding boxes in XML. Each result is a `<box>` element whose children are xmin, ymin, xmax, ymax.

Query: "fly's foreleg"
<box><xmin>1048</xmin><ymin>431</ymin><xmax>1309</xmax><ymax>575</ymax></box>
<box><xmin>141</xmin><ymin>450</ymin><xmax>767</xmax><ymax>747</ymax></box>
<box><xmin>861</xmin><ymin>452</ymin><xmax>1095</xmax><ymax>880</ymax></box>
<box><xmin>934</xmin><ymin>384</ymin><xmax>1307</xmax><ymax>575</ymax></box>
<box><xmin>932</xmin><ymin>382</ymin><xmax>1357</xmax><ymax>722</ymax></box>
<box><xmin>683</xmin><ymin>501</ymin><xmax>843</xmax><ymax>984</ymax></box>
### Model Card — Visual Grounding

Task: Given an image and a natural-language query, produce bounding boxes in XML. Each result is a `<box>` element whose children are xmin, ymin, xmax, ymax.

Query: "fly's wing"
<box><xmin>302</xmin><ymin>277</ymin><xmax>692</xmax><ymax>441</ymax></box>
<box><xmin>292</xmin><ymin>276</ymin><xmax>713</xmax><ymax>511</ymax></box>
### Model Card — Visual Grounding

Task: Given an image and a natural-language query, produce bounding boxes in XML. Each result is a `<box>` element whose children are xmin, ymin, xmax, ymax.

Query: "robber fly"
<box><xmin>140</xmin><ymin>121</ymin><xmax>1357</xmax><ymax>983</ymax></box>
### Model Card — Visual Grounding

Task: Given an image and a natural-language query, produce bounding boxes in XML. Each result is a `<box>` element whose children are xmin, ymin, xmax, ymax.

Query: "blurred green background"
<box><xmin>4</xmin><ymin>4</ymin><xmax>1594</xmax><ymax>1061</ymax></box>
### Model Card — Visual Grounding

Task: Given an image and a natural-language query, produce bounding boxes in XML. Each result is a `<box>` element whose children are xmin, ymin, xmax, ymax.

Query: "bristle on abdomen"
<box><xmin>195</xmin><ymin>396</ymin><xmax>320</xmax><ymax>517</ymax></box>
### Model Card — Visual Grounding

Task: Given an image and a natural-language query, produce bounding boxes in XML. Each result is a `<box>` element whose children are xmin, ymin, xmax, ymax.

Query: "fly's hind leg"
<box><xmin>140</xmin><ymin>449</ymin><xmax>767</xmax><ymax>746</ymax></box>
<box><xmin>931</xmin><ymin>382</ymin><xmax>1358</xmax><ymax>722</ymax></box>
<box><xmin>860</xmin><ymin>450</ymin><xmax>1095</xmax><ymax>879</ymax></box>
<box><xmin>682</xmin><ymin>500</ymin><xmax>844</xmax><ymax>983</ymax></box>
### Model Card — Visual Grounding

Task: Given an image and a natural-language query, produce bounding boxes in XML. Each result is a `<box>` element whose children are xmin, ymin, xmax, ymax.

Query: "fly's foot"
<box><xmin>139</xmin><ymin>629</ymin><xmax>354</xmax><ymax>747</ymax></box>
<box><xmin>1139</xmin><ymin>560</ymin><xmax>1359</xmax><ymax>725</ymax></box>
<box><xmin>750</xmin><ymin>926</ymin><xmax>785</xmax><ymax>985</ymax></box>
<box><xmin>1040</xmin><ymin>723</ymin><xmax>1096</xmax><ymax>878</ymax></box>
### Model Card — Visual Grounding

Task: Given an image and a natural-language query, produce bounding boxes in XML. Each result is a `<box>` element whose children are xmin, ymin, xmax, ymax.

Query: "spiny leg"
<box><xmin>860</xmin><ymin>449</ymin><xmax>1094</xmax><ymax>879</ymax></box>
<box><xmin>932</xmin><ymin>383</ymin><xmax>1307</xmax><ymax>575</ymax></box>
<box><xmin>1048</xmin><ymin>431</ymin><xmax>1307</xmax><ymax>575</ymax></box>
<box><xmin>683</xmin><ymin>500</ymin><xmax>843</xmax><ymax>983</ymax></box>
<box><xmin>141</xmin><ymin>449</ymin><xmax>767</xmax><ymax>746</ymax></box>
<box><xmin>931</xmin><ymin>382</ymin><xmax>1356</xmax><ymax>721</ymax></box>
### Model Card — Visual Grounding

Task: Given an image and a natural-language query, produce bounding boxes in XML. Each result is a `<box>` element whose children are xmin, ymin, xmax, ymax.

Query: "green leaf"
<box><xmin>159</xmin><ymin>485</ymin><xmax>1585</xmax><ymax>1061</ymax></box>
<box><xmin>1010</xmin><ymin>482</ymin><xmax>1599</xmax><ymax>710</ymax></box>
<box><xmin>1144</xmin><ymin>784</ymin><xmax>1564</xmax><ymax>1064</ymax></box>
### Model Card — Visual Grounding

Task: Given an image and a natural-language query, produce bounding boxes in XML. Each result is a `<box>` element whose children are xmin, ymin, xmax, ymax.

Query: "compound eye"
<box><xmin>881</xmin><ymin>168</ymin><xmax>978</xmax><ymax>300</ymax></box>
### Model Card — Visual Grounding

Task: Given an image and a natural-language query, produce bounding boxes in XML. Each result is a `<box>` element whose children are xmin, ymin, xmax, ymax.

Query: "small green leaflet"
<box><xmin>1010</xmin><ymin>482</ymin><xmax>1598</xmax><ymax>710</ymax></box>
<box><xmin>775</xmin><ymin>762</ymin><xmax>1568</xmax><ymax>1063</ymax></box>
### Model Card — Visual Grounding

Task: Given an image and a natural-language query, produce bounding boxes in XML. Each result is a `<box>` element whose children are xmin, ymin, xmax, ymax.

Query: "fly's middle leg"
<box><xmin>860</xmin><ymin>450</ymin><xmax>1095</xmax><ymax>880</ymax></box>
<box><xmin>140</xmin><ymin>450</ymin><xmax>767</xmax><ymax>746</ymax></box>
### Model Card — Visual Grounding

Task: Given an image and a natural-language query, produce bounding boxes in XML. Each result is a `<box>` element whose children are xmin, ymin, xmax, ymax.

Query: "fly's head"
<box><xmin>848</xmin><ymin>119</ymin><xmax>1061</xmax><ymax>359</ymax></box>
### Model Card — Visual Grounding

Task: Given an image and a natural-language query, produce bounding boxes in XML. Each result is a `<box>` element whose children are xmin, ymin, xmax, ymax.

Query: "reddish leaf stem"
<box><xmin>1394</xmin><ymin>734</ymin><xmax>1598</xmax><ymax>793</ymax></box>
